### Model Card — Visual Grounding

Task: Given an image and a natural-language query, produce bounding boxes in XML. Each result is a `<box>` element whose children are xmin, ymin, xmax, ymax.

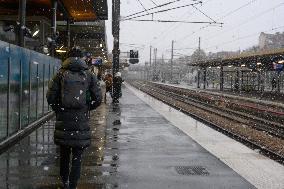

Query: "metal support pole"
<box><xmin>257</xmin><ymin>71</ymin><xmax>260</xmax><ymax>91</ymax></box>
<box><xmin>112</xmin><ymin>0</ymin><xmax>120</xmax><ymax>102</ymax></box>
<box><xmin>154</xmin><ymin>48</ymin><xmax>157</xmax><ymax>80</ymax></box>
<box><xmin>149</xmin><ymin>46</ymin><xmax>152</xmax><ymax>80</ymax></box>
<box><xmin>230</xmin><ymin>73</ymin><xmax>233</xmax><ymax>90</ymax></box>
<box><xmin>39</xmin><ymin>21</ymin><xmax>45</xmax><ymax>47</ymax></box>
<box><xmin>42</xmin><ymin>64</ymin><xmax>45</xmax><ymax>116</ymax></box>
<box><xmin>220</xmin><ymin>65</ymin><xmax>224</xmax><ymax>91</ymax></box>
<box><xmin>19</xmin><ymin>60</ymin><xmax>23</xmax><ymax>130</ymax></box>
<box><xmin>51</xmin><ymin>0</ymin><xmax>57</xmax><ymax>57</ymax></box>
<box><xmin>170</xmin><ymin>40</ymin><xmax>174</xmax><ymax>82</ymax></box>
<box><xmin>149</xmin><ymin>46</ymin><xmax>152</xmax><ymax>67</ymax></box>
<box><xmin>28</xmin><ymin>61</ymin><xmax>32</xmax><ymax>123</ymax></box>
<box><xmin>197</xmin><ymin>69</ymin><xmax>200</xmax><ymax>88</ymax></box>
<box><xmin>236</xmin><ymin>69</ymin><xmax>240</xmax><ymax>92</ymax></box>
<box><xmin>203</xmin><ymin>67</ymin><xmax>206</xmax><ymax>89</ymax></box>
<box><xmin>144</xmin><ymin>67</ymin><xmax>146</xmax><ymax>80</ymax></box>
<box><xmin>66</xmin><ymin>18</ymin><xmax>71</xmax><ymax>48</ymax></box>
<box><xmin>36</xmin><ymin>64</ymin><xmax>39</xmax><ymax>119</ymax></box>
<box><xmin>48</xmin><ymin>64</ymin><xmax>51</xmax><ymax>111</ymax></box>
<box><xmin>112</xmin><ymin>0</ymin><xmax>120</xmax><ymax>74</ymax></box>
<box><xmin>241</xmin><ymin>71</ymin><xmax>244</xmax><ymax>90</ymax></box>
<box><xmin>18</xmin><ymin>0</ymin><xmax>26</xmax><ymax>47</ymax></box>
<box><xmin>7</xmin><ymin>58</ymin><xmax>11</xmax><ymax>137</ymax></box>
<box><xmin>112</xmin><ymin>0</ymin><xmax>115</xmax><ymax>35</ymax></box>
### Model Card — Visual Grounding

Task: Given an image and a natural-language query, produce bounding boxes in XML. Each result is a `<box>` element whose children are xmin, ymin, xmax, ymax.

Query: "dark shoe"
<box><xmin>69</xmin><ymin>184</ymin><xmax>77</xmax><ymax>189</ymax></box>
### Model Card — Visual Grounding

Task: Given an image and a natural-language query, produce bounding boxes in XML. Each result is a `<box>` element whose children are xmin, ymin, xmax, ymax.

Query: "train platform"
<box><xmin>0</xmin><ymin>85</ymin><xmax>283</xmax><ymax>189</ymax></box>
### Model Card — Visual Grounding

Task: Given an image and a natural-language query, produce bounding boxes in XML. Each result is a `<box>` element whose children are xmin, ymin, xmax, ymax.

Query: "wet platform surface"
<box><xmin>0</xmin><ymin>86</ymin><xmax>256</xmax><ymax>189</ymax></box>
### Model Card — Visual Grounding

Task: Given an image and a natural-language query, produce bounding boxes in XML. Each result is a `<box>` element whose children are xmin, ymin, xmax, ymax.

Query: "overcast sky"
<box><xmin>105</xmin><ymin>0</ymin><xmax>284</xmax><ymax>63</ymax></box>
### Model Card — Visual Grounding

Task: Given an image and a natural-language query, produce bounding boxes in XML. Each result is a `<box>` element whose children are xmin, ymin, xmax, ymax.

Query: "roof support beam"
<box><xmin>18</xmin><ymin>0</ymin><xmax>26</xmax><ymax>47</ymax></box>
<box><xmin>51</xmin><ymin>0</ymin><xmax>57</xmax><ymax>57</ymax></box>
<box><xmin>66</xmin><ymin>18</ymin><xmax>71</xmax><ymax>48</ymax></box>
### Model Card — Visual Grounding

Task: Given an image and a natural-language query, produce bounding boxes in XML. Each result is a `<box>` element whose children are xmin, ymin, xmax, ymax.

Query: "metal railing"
<box><xmin>0</xmin><ymin>40</ymin><xmax>61</xmax><ymax>142</ymax></box>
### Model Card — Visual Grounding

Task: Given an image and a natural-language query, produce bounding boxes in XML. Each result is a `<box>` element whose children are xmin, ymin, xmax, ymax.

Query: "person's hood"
<box><xmin>62</xmin><ymin>57</ymin><xmax>88</xmax><ymax>71</ymax></box>
<box><xmin>115</xmin><ymin>72</ymin><xmax>121</xmax><ymax>77</ymax></box>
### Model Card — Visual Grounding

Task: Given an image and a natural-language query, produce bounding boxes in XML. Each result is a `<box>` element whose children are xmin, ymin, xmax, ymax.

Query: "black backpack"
<box><xmin>60</xmin><ymin>69</ymin><xmax>89</xmax><ymax>109</ymax></box>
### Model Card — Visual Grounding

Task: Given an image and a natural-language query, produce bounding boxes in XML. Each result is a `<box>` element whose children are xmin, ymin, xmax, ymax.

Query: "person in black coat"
<box><xmin>112</xmin><ymin>72</ymin><xmax>124</xmax><ymax>103</ymax></box>
<box><xmin>46</xmin><ymin>47</ymin><xmax>102</xmax><ymax>189</ymax></box>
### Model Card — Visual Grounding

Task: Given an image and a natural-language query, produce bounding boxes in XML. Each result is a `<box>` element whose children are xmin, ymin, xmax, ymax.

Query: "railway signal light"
<box><xmin>129</xmin><ymin>50</ymin><xmax>139</xmax><ymax>64</ymax></box>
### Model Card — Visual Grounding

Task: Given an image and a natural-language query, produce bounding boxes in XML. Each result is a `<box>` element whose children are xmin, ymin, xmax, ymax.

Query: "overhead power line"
<box><xmin>124</xmin><ymin>19</ymin><xmax>223</xmax><ymax>25</ymax></box>
<box><xmin>204</xmin><ymin>25</ymin><xmax>284</xmax><ymax>51</ymax></box>
<box><xmin>202</xmin><ymin>2</ymin><xmax>284</xmax><ymax>42</ymax></box>
<box><xmin>136</xmin><ymin>0</ymin><xmax>150</xmax><ymax>14</ymax></box>
<box><xmin>192</xmin><ymin>4</ymin><xmax>216</xmax><ymax>23</ymax></box>
<box><xmin>150</xmin><ymin>0</ymin><xmax>213</xmax><ymax>46</ymax></box>
<box><xmin>124</xmin><ymin>0</ymin><xmax>202</xmax><ymax>19</ymax></box>
<box><xmin>123</xmin><ymin>1</ymin><xmax>203</xmax><ymax>20</ymax></box>
<box><xmin>149</xmin><ymin>0</ymin><xmax>158</xmax><ymax>6</ymax></box>
<box><xmin>175</xmin><ymin>0</ymin><xmax>259</xmax><ymax>45</ymax></box>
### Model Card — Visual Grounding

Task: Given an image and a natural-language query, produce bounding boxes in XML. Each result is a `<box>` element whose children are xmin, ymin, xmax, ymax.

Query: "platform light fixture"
<box><xmin>256</xmin><ymin>62</ymin><xmax>262</xmax><ymax>65</ymax></box>
<box><xmin>32</xmin><ymin>29</ymin><xmax>40</xmax><ymax>37</ymax></box>
<box><xmin>278</xmin><ymin>60</ymin><xmax>284</xmax><ymax>64</ymax></box>
<box><xmin>56</xmin><ymin>49</ymin><xmax>67</xmax><ymax>53</ymax></box>
<box><xmin>228</xmin><ymin>65</ymin><xmax>232</xmax><ymax>68</ymax></box>
<box><xmin>241</xmin><ymin>64</ymin><xmax>246</xmax><ymax>67</ymax></box>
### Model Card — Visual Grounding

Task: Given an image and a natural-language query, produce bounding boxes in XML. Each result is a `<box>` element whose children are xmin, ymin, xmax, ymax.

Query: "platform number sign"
<box><xmin>129</xmin><ymin>50</ymin><xmax>139</xmax><ymax>64</ymax></box>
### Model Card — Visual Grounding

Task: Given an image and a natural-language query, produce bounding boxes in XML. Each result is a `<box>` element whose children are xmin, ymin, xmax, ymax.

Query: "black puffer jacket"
<box><xmin>47</xmin><ymin>57</ymin><xmax>102</xmax><ymax>148</ymax></box>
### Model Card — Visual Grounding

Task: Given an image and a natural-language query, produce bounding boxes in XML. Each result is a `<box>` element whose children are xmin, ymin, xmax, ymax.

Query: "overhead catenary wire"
<box><xmin>150</xmin><ymin>0</ymin><xmax>213</xmax><ymax>47</ymax></box>
<box><xmin>123</xmin><ymin>1</ymin><xmax>202</xmax><ymax>20</ymax></box>
<box><xmin>203</xmin><ymin>25</ymin><xmax>284</xmax><ymax>51</ymax></box>
<box><xmin>175</xmin><ymin>0</ymin><xmax>259</xmax><ymax>45</ymax></box>
<box><xmin>124</xmin><ymin>19</ymin><xmax>223</xmax><ymax>25</ymax></box>
<box><xmin>202</xmin><ymin>1</ymin><xmax>284</xmax><ymax>43</ymax></box>
<box><xmin>162</xmin><ymin>24</ymin><xmax>284</xmax><ymax>59</ymax></box>
<box><xmin>175</xmin><ymin>0</ymin><xmax>266</xmax><ymax>52</ymax></box>
<box><xmin>149</xmin><ymin>0</ymin><xmax>158</xmax><ymax>6</ymax></box>
<box><xmin>124</xmin><ymin>0</ymin><xmax>201</xmax><ymax>19</ymax></box>
<box><xmin>192</xmin><ymin>4</ymin><xmax>216</xmax><ymax>23</ymax></box>
<box><xmin>136</xmin><ymin>0</ymin><xmax>150</xmax><ymax>14</ymax></box>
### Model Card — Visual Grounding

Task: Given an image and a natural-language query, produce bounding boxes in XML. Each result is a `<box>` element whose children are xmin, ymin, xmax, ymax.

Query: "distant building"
<box><xmin>259</xmin><ymin>32</ymin><xmax>284</xmax><ymax>50</ymax></box>
<box><xmin>208</xmin><ymin>51</ymin><xmax>239</xmax><ymax>60</ymax></box>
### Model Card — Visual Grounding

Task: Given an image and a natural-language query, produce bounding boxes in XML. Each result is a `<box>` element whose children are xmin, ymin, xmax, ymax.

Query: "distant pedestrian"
<box><xmin>103</xmin><ymin>73</ymin><xmax>113</xmax><ymax>102</ymax></box>
<box><xmin>272</xmin><ymin>77</ymin><xmax>277</xmax><ymax>91</ymax></box>
<box><xmin>85</xmin><ymin>52</ymin><xmax>92</xmax><ymax>67</ymax></box>
<box><xmin>112</xmin><ymin>72</ymin><xmax>124</xmax><ymax>103</ymax></box>
<box><xmin>47</xmin><ymin>47</ymin><xmax>102</xmax><ymax>189</ymax></box>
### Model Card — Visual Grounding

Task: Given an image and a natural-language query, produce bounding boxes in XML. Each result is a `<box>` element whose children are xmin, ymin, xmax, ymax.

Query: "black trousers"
<box><xmin>60</xmin><ymin>146</ymin><xmax>84</xmax><ymax>188</ymax></box>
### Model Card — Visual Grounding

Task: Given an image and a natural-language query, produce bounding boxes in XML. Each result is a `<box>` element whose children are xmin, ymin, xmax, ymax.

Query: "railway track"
<box><xmin>153</xmin><ymin>83</ymin><xmax>284</xmax><ymax>124</ymax></box>
<box><xmin>150</xmin><ymin>83</ymin><xmax>284</xmax><ymax>139</ymax></box>
<box><xmin>129</xmin><ymin>80</ymin><xmax>284</xmax><ymax>164</ymax></box>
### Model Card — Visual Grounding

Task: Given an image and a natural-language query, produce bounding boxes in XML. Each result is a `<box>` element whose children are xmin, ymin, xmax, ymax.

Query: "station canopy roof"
<box><xmin>0</xmin><ymin>0</ymin><xmax>108</xmax><ymax>21</ymax></box>
<box><xmin>189</xmin><ymin>48</ymin><xmax>284</xmax><ymax>69</ymax></box>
